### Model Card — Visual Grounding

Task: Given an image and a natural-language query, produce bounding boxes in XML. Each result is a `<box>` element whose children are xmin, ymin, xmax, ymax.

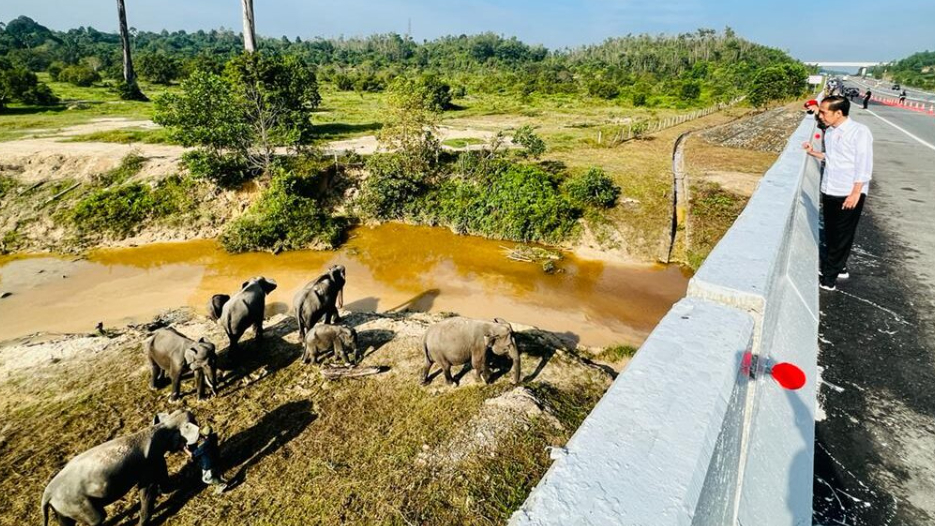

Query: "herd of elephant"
<box><xmin>39</xmin><ymin>264</ymin><xmax>522</xmax><ymax>525</ymax></box>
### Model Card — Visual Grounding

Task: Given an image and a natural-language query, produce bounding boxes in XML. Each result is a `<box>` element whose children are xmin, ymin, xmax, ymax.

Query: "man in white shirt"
<box><xmin>802</xmin><ymin>95</ymin><xmax>873</xmax><ymax>291</ymax></box>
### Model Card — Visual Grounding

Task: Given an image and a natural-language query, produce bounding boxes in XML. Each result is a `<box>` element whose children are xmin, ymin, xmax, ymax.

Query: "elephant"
<box><xmin>145</xmin><ymin>327</ymin><xmax>218</xmax><ymax>401</ymax></box>
<box><xmin>206</xmin><ymin>294</ymin><xmax>229</xmax><ymax>322</ymax></box>
<box><xmin>421</xmin><ymin>317</ymin><xmax>521</xmax><ymax>386</ymax></box>
<box><xmin>212</xmin><ymin>277</ymin><xmax>277</xmax><ymax>353</ymax></box>
<box><xmin>303</xmin><ymin>324</ymin><xmax>359</xmax><ymax>365</ymax></box>
<box><xmin>41</xmin><ymin>410</ymin><xmax>199</xmax><ymax>526</ymax></box>
<box><xmin>294</xmin><ymin>265</ymin><xmax>346</xmax><ymax>342</ymax></box>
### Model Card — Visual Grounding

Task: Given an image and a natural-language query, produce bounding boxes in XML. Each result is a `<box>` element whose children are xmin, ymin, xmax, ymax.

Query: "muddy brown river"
<box><xmin>0</xmin><ymin>224</ymin><xmax>689</xmax><ymax>346</ymax></box>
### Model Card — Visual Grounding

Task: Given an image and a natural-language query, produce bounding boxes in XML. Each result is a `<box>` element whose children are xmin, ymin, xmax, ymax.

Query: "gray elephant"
<box><xmin>294</xmin><ymin>265</ymin><xmax>346</xmax><ymax>342</ymax></box>
<box><xmin>145</xmin><ymin>327</ymin><xmax>218</xmax><ymax>401</ymax></box>
<box><xmin>421</xmin><ymin>317</ymin><xmax>521</xmax><ymax>386</ymax></box>
<box><xmin>41</xmin><ymin>410</ymin><xmax>199</xmax><ymax>526</ymax></box>
<box><xmin>304</xmin><ymin>324</ymin><xmax>359</xmax><ymax>365</ymax></box>
<box><xmin>210</xmin><ymin>277</ymin><xmax>277</xmax><ymax>352</ymax></box>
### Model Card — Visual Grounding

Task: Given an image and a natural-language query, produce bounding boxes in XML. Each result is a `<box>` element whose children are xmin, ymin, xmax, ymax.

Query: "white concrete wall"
<box><xmin>510</xmin><ymin>116</ymin><xmax>820</xmax><ymax>526</ymax></box>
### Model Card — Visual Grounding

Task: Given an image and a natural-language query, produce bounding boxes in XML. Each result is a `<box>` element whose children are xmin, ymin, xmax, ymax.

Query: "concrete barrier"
<box><xmin>510</xmin><ymin>116</ymin><xmax>820</xmax><ymax>525</ymax></box>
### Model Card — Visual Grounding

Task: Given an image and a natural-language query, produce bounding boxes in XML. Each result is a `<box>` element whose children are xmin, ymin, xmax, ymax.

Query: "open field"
<box><xmin>0</xmin><ymin>309</ymin><xmax>616</xmax><ymax>525</ymax></box>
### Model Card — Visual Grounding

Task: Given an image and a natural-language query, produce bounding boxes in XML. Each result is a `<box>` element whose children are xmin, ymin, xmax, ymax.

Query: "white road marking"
<box><xmin>865</xmin><ymin>110</ymin><xmax>935</xmax><ymax>152</ymax></box>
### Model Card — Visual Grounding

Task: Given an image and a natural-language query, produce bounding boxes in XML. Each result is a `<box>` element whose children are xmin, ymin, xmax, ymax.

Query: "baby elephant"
<box><xmin>145</xmin><ymin>327</ymin><xmax>219</xmax><ymax>401</ymax></box>
<box><xmin>304</xmin><ymin>324</ymin><xmax>359</xmax><ymax>365</ymax></box>
<box><xmin>422</xmin><ymin>317</ymin><xmax>520</xmax><ymax>386</ymax></box>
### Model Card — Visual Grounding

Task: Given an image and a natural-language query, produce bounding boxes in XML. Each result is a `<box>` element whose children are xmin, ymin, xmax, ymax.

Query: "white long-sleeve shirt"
<box><xmin>821</xmin><ymin>117</ymin><xmax>874</xmax><ymax>197</ymax></box>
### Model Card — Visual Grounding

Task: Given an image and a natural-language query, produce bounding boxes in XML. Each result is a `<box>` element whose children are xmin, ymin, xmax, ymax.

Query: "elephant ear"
<box><xmin>184</xmin><ymin>347</ymin><xmax>197</xmax><ymax>365</ymax></box>
<box><xmin>179</xmin><ymin>422</ymin><xmax>200</xmax><ymax>446</ymax></box>
<box><xmin>260</xmin><ymin>278</ymin><xmax>278</xmax><ymax>294</ymax></box>
<box><xmin>153</xmin><ymin>412</ymin><xmax>170</xmax><ymax>426</ymax></box>
<box><xmin>493</xmin><ymin>317</ymin><xmax>511</xmax><ymax>327</ymax></box>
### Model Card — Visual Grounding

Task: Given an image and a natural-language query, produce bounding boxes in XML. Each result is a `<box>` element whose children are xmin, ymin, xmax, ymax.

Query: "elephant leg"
<box><xmin>138</xmin><ymin>485</ymin><xmax>157</xmax><ymax>526</ymax></box>
<box><xmin>254</xmin><ymin>318</ymin><xmax>264</xmax><ymax>340</ymax></box>
<box><xmin>330</xmin><ymin>305</ymin><xmax>342</xmax><ymax>323</ymax></box>
<box><xmin>54</xmin><ymin>514</ymin><xmax>77</xmax><ymax>526</ymax></box>
<box><xmin>334</xmin><ymin>341</ymin><xmax>346</xmax><ymax>364</ymax></box>
<box><xmin>195</xmin><ymin>370</ymin><xmax>205</xmax><ymax>400</ymax></box>
<box><xmin>170</xmin><ymin>371</ymin><xmax>182</xmax><ymax>401</ymax></box>
<box><xmin>442</xmin><ymin>362</ymin><xmax>457</xmax><ymax>386</ymax></box>
<box><xmin>70</xmin><ymin>498</ymin><xmax>105</xmax><ymax>526</ymax></box>
<box><xmin>302</xmin><ymin>344</ymin><xmax>311</xmax><ymax>364</ymax></box>
<box><xmin>420</xmin><ymin>358</ymin><xmax>433</xmax><ymax>385</ymax></box>
<box><xmin>472</xmin><ymin>353</ymin><xmax>489</xmax><ymax>384</ymax></box>
<box><xmin>149</xmin><ymin>360</ymin><xmax>161</xmax><ymax>390</ymax></box>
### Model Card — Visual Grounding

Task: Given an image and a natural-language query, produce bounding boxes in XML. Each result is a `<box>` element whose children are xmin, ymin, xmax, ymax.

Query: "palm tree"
<box><xmin>116</xmin><ymin>0</ymin><xmax>144</xmax><ymax>99</ymax></box>
<box><xmin>241</xmin><ymin>0</ymin><xmax>257</xmax><ymax>52</ymax></box>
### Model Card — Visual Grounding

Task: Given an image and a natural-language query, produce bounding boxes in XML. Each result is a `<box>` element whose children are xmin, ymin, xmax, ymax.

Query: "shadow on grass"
<box><xmin>0</xmin><ymin>104</ymin><xmax>68</xmax><ymax>116</ymax></box>
<box><xmin>315</xmin><ymin>122</ymin><xmax>382</xmax><ymax>138</ymax></box>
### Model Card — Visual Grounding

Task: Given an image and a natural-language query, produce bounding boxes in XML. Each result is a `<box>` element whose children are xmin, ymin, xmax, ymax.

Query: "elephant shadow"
<box><xmin>384</xmin><ymin>289</ymin><xmax>440</xmax><ymax>313</ymax></box>
<box><xmin>344</xmin><ymin>296</ymin><xmax>379</xmax><ymax>313</ymax></box>
<box><xmin>358</xmin><ymin>329</ymin><xmax>396</xmax><ymax>359</ymax></box>
<box><xmin>513</xmin><ymin>329</ymin><xmax>581</xmax><ymax>383</ymax></box>
<box><xmin>215</xmin><ymin>320</ymin><xmax>300</xmax><ymax>397</ymax></box>
<box><xmin>143</xmin><ymin>400</ymin><xmax>317</xmax><ymax>526</ymax></box>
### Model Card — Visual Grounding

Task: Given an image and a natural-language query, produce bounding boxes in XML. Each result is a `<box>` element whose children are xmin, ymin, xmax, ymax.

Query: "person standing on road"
<box><xmin>899</xmin><ymin>90</ymin><xmax>907</xmax><ymax>104</ymax></box>
<box><xmin>802</xmin><ymin>96</ymin><xmax>873</xmax><ymax>291</ymax></box>
<box><xmin>863</xmin><ymin>89</ymin><xmax>872</xmax><ymax>109</ymax></box>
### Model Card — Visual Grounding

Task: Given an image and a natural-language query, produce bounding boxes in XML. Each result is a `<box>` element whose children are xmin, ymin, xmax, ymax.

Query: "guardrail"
<box><xmin>510</xmin><ymin>115</ymin><xmax>821</xmax><ymax>525</ymax></box>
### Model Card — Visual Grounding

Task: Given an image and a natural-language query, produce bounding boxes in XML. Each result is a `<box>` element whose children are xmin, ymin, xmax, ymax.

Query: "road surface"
<box><xmin>813</xmin><ymin>83</ymin><xmax>935</xmax><ymax>525</ymax></box>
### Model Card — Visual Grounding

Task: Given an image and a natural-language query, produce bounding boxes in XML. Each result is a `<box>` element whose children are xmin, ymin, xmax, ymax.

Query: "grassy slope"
<box><xmin>0</xmin><ymin>311</ymin><xmax>611</xmax><ymax>525</ymax></box>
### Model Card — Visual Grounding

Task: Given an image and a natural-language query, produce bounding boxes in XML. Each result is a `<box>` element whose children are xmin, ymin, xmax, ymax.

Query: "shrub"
<box><xmin>432</xmin><ymin>164</ymin><xmax>581</xmax><ymax>243</ymax></box>
<box><xmin>0</xmin><ymin>60</ymin><xmax>59</xmax><ymax>109</ymax></box>
<box><xmin>562</xmin><ymin>167</ymin><xmax>621</xmax><ymax>208</ymax></box>
<box><xmin>334</xmin><ymin>73</ymin><xmax>354</xmax><ymax>91</ymax></box>
<box><xmin>587</xmin><ymin>79</ymin><xmax>619</xmax><ymax>100</ymax></box>
<box><xmin>95</xmin><ymin>152</ymin><xmax>147</xmax><ymax>187</ymax></box>
<box><xmin>356</xmin><ymin>153</ymin><xmax>429</xmax><ymax>220</ymax></box>
<box><xmin>58</xmin><ymin>64</ymin><xmax>101</xmax><ymax>87</ymax></box>
<box><xmin>181</xmin><ymin>149</ymin><xmax>253</xmax><ymax>187</ymax></box>
<box><xmin>68</xmin><ymin>183</ymin><xmax>155</xmax><ymax>237</ymax></box>
<box><xmin>220</xmin><ymin>171</ymin><xmax>343</xmax><ymax>253</ymax></box>
<box><xmin>632</xmin><ymin>91</ymin><xmax>648</xmax><ymax>106</ymax></box>
<box><xmin>137</xmin><ymin>51</ymin><xmax>182</xmax><ymax>84</ymax></box>
<box><xmin>47</xmin><ymin>61</ymin><xmax>65</xmax><ymax>81</ymax></box>
<box><xmin>680</xmin><ymin>81</ymin><xmax>701</xmax><ymax>101</ymax></box>
<box><xmin>512</xmin><ymin>125</ymin><xmax>546</xmax><ymax>158</ymax></box>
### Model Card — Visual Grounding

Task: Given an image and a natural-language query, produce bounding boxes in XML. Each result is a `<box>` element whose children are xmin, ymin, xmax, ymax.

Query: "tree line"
<box><xmin>1</xmin><ymin>14</ymin><xmax>806</xmax><ymax>109</ymax></box>
<box><xmin>869</xmin><ymin>50</ymin><xmax>935</xmax><ymax>90</ymax></box>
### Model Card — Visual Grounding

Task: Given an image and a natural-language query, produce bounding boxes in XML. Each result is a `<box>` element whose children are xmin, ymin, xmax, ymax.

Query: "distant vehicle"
<box><xmin>843</xmin><ymin>75</ymin><xmax>850</xmax><ymax>80</ymax></box>
<box><xmin>892</xmin><ymin>84</ymin><xmax>901</xmax><ymax>90</ymax></box>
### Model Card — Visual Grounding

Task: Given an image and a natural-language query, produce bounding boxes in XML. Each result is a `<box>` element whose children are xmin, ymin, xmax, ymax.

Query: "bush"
<box><xmin>334</xmin><ymin>73</ymin><xmax>354</xmax><ymax>91</ymax></box>
<box><xmin>512</xmin><ymin>125</ymin><xmax>546</xmax><ymax>158</ymax></box>
<box><xmin>181</xmin><ymin>149</ymin><xmax>253</xmax><ymax>187</ymax></box>
<box><xmin>113</xmin><ymin>80</ymin><xmax>147</xmax><ymax>101</ymax></box>
<box><xmin>0</xmin><ymin>60</ymin><xmax>59</xmax><ymax>109</ymax></box>
<box><xmin>432</xmin><ymin>164</ymin><xmax>581</xmax><ymax>244</ymax></box>
<box><xmin>137</xmin><ymin>51</ymin><xmax>182</xmax><ymax>84</ymax></box>
<box><xmin>68</xmin><ymin>183</ymin><xmax>155</xmax><ymax>237</ymax></box>
<box><xmin>562</xmin><ymin>167</ymin><xmax>621</xmax><ymax>208</ymax></box>
<box><xmin>587</xmin><ymin>79</ymin><xmax>619</xmax><ymax>100</ymax></box>
<box><xmin>680</xmin><ymin>81</ymin><xmax>701</xmax><ymax>101</ymax></box>
<box><xmin>58</xmin><ymin>64</ymin><xmax>101</xmax><ymax>87</ymax></box>
<box><xmin>95</xmin><ymin>152</ymin><xmax>146</xmax><ymax>186</ymax></box>
<box><xmin>47</xmin><ymin>61</ymin><xmax>65</xmax><ymax>81</ymax></box>
<box><xmin>356</xmin><ymin>153</ymin><xmax>429</xmax><ymax>220</ymax></box>
<box><xmin>632</xmin><ymin>91</ymin><xmax>648</xmax><ymax>106</ymax></box>
<box><xmin>220</xmin><ymin>171</ymin><xmax>343</xmax><ymax>253</ymax></box>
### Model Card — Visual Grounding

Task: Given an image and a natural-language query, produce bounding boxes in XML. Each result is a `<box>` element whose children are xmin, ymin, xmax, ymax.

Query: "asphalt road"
<box><xmin>813</xmin><ymin>86</ymin><xmax>935</xmax><ymax>524</ymax></box>
<box><xmin>849</xmin><ymin>77</ymin><xmax>935</xmax><ymax>106</ymax></box>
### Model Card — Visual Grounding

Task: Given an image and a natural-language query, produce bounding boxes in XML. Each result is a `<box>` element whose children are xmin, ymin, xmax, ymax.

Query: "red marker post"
<box><xmin>769</xmin><ymin>362</ymin><xmax>806</xmax><ymax>390</ymax></box>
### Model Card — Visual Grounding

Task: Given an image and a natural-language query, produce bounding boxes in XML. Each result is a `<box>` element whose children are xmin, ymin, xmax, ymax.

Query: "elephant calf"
<box><xmin>145</xmin><ymin>327</ymin><xmax>218</xmax><ymax>401</ymax></box>
<box><xmin>41</xmin><ymin>410</ymin><xmax>199</xmax><ymax>526</ymax></box>
<box><xmin>421</xmin><ymin>317</ymin><xmax>520</xmax><ymax>386</ymax></box>
<box><xmin>304</xmin><ymin>324</ymin><xmax>359</xmax><ymax>365</ymax></box>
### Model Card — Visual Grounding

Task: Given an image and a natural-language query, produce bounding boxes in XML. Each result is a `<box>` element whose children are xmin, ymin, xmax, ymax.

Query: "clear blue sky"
<box><xmin>1</xmin><ymin>0</ymin><xmax>932</xmax><ymax>62</ymax></box>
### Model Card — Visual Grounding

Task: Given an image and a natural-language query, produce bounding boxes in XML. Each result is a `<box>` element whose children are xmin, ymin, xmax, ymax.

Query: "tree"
<box><xmin>137</xmin><ymin>51</ymin><xmax>181</xmax><ymax>84</ymax></box>
<box><xmin>378</xmin><ymin>76</ymin><xmax>442</xmax><ymax>174</ymax></box>
<box><xmin>115</xmin><ymin>0</ymin><xmax>145</xmax><ymax>100</ymax></box>
<box><xmin>0</xmin><ymin>59</ymin><xmax>59</xmax><ymax>110</ymax></box>
<box><xmin>153</xmin><ymin>70</ymin><xmax>248</xmax><ymax>152</ymax></box>
<box><xmin>241</xmin><ymin>0</ymin><xmax>257</xmax><ymax>52</ymax></box>
<box><xmin>512</xmin><ymin>125</ymin><xmax>546</xmax><ymax>158</ymax></box>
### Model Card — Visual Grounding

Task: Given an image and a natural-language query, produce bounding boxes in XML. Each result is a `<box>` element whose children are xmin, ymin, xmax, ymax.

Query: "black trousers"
<box><xmin>821</xmin><ymin>193</ymin><xmax>866</xmax><ymax>279</ymax></box>
<box><xmin>863</xmin><ymin>98</ymin><xmax>870</xmax><ymax>109</ymax></box>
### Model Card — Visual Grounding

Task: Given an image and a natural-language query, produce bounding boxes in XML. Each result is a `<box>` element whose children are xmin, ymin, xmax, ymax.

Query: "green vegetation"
<box><xmin>63</xmin><ymin>153</ymin><xmax>198</xmax><ymax>239</ymax></box>
<box><xmin>0</xmin><ymin>57</ymin><xmax>57</xmax><ymax>110</ymax></box>
<box><xmin>597</xmin><ymin>344</ymin><xmax>639</xmax><ymax>361</ymax></box>
<box><xmin>745</xmin><ymin>63</ymin><xmax>809</xmax><ymax>108</ymax></box>
<box><xmin>687</xmin><ymin>182</ymin><xmax>748</xmax><ymax>269</ymax></box>
<box><xmin>441</xmin><ymin>137</ymin><xmax>484</xmax><ymax>148</ymax></box>
<box><xmin>871</xmin><ymin>51</ymin><xmax>935</xmax><ymax>90</ymax></box>
<box><xmin>220</xmin><ymin>169</ymin><xmax>344</xmax><ymax>253</ymax></box>
<box><xmin>513</xmin><ymin>125</ymin><xmax>547</xmax><ymax>158</ymax></box>
<box><xmin>0</xmin><ymin>174</ymin><xmax>16</xmax><ymax>199</ymax></box>
<box><xmin>562</xmin><ymin>167</ymin><xmax>620</xmax><ymax>208</ymax></box>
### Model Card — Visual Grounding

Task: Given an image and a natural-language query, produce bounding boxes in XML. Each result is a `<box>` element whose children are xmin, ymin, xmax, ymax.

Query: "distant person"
<box><xmin>863</xmin><ymin>90</ymin><xmax>872</xmax><ymax>109</ymax></box>
<box><xmin>802</xmin><ymin>96</ymin><xmax>873</xmax><ymax>291</ymax></box>
<box><xmin>899</xmin><ymin>90</ymin><xmax>907</xmax><ymax>104</ymax></box>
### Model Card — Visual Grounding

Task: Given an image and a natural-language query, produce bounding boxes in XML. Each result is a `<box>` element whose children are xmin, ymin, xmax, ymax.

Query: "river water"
<box><xmin>0</xmin><ymin>224</ymin><xmax>689</xmax><ymax>346</ymax></box>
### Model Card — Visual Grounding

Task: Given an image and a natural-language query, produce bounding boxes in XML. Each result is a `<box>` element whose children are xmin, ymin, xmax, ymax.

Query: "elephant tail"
<box><xmin>41</xmin><ymin>487</ymin><xmax>52</xmax><ymax>526</ymax></box>
<box><xmin>422</xmin><ymin>333</ymin><xmax>432</xmax><ymax>364</ymax></box>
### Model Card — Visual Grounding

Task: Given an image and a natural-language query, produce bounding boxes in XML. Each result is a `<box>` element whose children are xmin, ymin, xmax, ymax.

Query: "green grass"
<box><xmin>63</xmin><ymin>128</ymin><xmax>175</xmax><ymax>145</ymax></box>
<box><xmin>441</xmin><ymin>137</ymin><xmax>485</xmax><ymax>148</ymax></box>
<box><xmin>597</xmin><ymin>344</ymin><xmax>639</xmax><ymax>361</ymax></box>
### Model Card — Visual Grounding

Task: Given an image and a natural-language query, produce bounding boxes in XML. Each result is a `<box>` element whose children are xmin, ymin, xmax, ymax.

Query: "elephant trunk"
<box><xmin>337</xmin><ymin>287</ymin><xmax>344</xmax><ymax>309</ymax></box>
<box><xmin>206</xmin><ymin>365</ymin><xmax>218</xmax><ymax>396</ymax></box>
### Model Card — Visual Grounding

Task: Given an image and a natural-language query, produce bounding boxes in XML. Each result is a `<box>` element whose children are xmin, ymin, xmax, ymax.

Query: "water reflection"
<box><xmin>0</xmin><ymin>224</ymin><xmax>689</xmax><ymax>346</ymax></box>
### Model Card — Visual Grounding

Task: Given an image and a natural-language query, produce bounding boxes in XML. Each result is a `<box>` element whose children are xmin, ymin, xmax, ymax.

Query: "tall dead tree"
<box><xmin>241</xmin><ymin>0</ymin><xmax>257</xmax><ymax>52</ymax></box>
<box><xmin>116</xmin><ymin>0</ymin><xmax>143</xmax><ymax>99</ymax></box>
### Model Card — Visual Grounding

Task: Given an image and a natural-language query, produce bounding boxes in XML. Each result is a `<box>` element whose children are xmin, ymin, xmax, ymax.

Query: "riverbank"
<box><xmin>0</xmin><ymin>306</ymin><xmax>620</xmax><ymax>525</ymax></box>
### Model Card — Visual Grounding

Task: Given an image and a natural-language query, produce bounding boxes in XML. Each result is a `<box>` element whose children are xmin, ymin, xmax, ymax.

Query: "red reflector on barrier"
<box><xmin>815</xmin><ymin>133</ymin><xmax>821</xmax><ymax>139</ymax></box>
<box><xmin>770</xmin><ymin>362</ymin><xmax>806</xmax><ymax>390</ymax></box>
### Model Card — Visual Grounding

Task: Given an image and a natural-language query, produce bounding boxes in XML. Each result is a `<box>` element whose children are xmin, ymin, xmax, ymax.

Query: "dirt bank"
<box><xmin>0</xmin><ymin>307</ymin><xmax>618</xmax><ymax>525</ymax></box>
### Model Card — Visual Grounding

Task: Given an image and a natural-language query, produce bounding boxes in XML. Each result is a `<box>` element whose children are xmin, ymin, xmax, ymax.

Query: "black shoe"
<box><xmin>819</xmin><ymin>277</ymin><xmax>837</xmax><ymax>291</ymax></box>
<box><xmin>838</xmin><ymin>268</ymin><xmax>849</xmax><ymax>279</ymax></box>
